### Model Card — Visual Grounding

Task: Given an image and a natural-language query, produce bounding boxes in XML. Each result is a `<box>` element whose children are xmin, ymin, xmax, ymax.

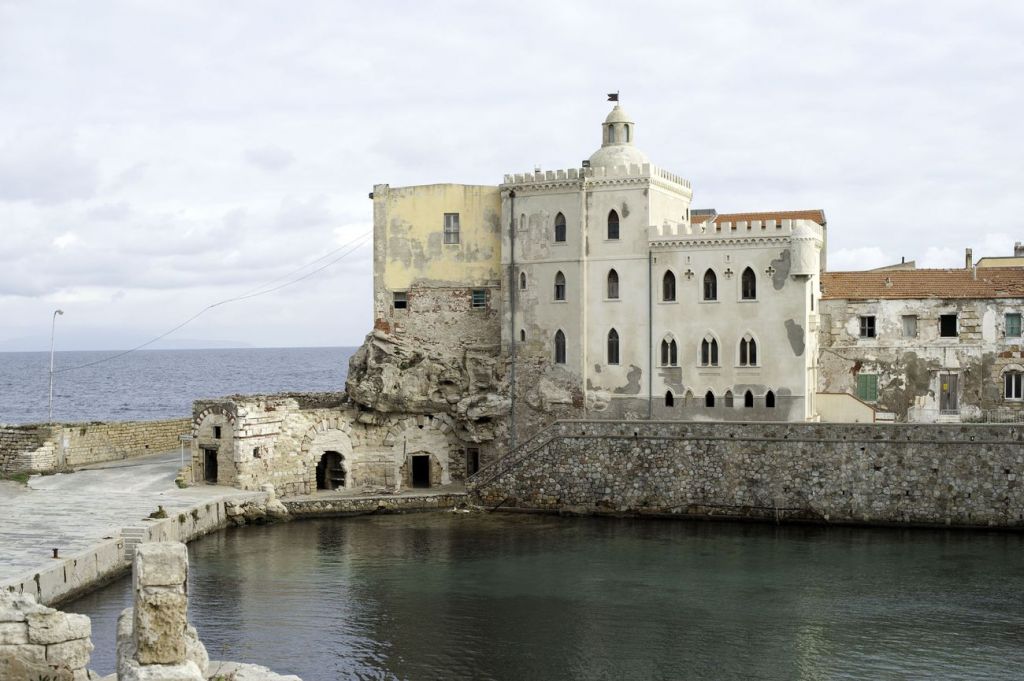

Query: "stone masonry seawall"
<box><xmin>472</xmin><ymin>420</ymin><xmax>1024</xmax><ymax>529</ymax></box>
<box><xmin>1</xmin><ymin>418</ymin><xmax>190</xmax><ymax>473</ymax></box>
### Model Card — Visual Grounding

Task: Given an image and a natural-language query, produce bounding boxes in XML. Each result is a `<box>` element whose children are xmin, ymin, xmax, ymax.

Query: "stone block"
<box><xmin>0</xmin><ymin>641</ymin><xmax>47</xmax><ymax>663</ymax></box>
<box><xmin>0</xmin><ymin>592</ymin><xmax>46</xmax><ymax>622</ymax></box>
<box><xmin>27</xmin><ymin>610</ymin><xmax>91</xmax><ymax>644</ymax></box>
<box><xmin>0</xmin><ymin>621</ymin><xmax>29</xmax><ymax>645</ymax></box>
<box><xmin>46</xmin><ymin>637</ymin><xmax>93</xmax><ymax>669</ymax></box>
<box><xmin>134</xmin><ymin>588</ymin><xmax>187</xmax><ymax>665</ymax></box>
<box><xmin>118</xmin><ymin>659</ymin><xmax>204</xmax><ymax>681</ymax></box>
<box><xmin>134</xmin><ymin>543</ymin><xmax>188</xmax><ymax>587</ymax></box>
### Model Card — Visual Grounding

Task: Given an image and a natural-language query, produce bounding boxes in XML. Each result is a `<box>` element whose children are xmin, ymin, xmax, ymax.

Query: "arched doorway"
<box><xmin>316</xmin><ymin>451</ymin><xmax>346</xmax><ymax>491</ymax></box>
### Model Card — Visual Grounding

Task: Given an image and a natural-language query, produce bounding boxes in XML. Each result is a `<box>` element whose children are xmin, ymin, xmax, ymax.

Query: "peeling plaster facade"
<box><xmin>818</xmin><ymin>295</ymin><xmax>1024</xmax><ymax>422</ymax></box>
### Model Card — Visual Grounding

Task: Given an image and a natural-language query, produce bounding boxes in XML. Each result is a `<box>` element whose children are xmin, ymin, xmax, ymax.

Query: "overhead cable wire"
<box><xmin>55</xmin><ymin>229</ymin><xmax>372</xmax><ymax>373</ymax></box>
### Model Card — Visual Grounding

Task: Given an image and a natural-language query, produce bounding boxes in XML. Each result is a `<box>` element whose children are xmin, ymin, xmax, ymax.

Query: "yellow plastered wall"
<box><xmin>378</xmin><ymin>184</ymin><xmax>502</xmax><ymax>290</ymax></box>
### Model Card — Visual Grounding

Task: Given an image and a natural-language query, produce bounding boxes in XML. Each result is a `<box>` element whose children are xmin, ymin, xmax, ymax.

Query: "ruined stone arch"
<box><xmin>384</xmin><ymin>414</ymin><xmax>460</xmax><ymax>489</ymax></box>
<box><xmin>191</xmin><ymin>405</ymin><xmax>236</xmax><ymax>439</ymax></box>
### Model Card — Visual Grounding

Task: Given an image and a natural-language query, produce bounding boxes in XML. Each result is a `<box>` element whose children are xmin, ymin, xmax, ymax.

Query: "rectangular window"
<box><xmin>902</xmin><ymin>315</ymin><xmax>918</xmax><ymax>338</ymax></box>
<box><xmin>443</xmin><ymin>213</ymin><xmax>460</xmax><ymax>244</ymax></box>
<box><xmin>856</xmin><ymin>374</ymin><xmax>878</xmax><ymax>402</ymax></box>
<box><xmin>1006</xmin><ymin>313</ymin><xmax>1022</xmax><ymax>338</ymax></box>
<box><xmin>1005</xmin><ymin>372</ymin><xmax>1023</xmax><ymax>400</ymax></box>
<box><xmin>939</xmin><ymin>314</ymin><xmax>958</xmax><ymax>337</ymax></box>
<box><xmin>392</xmin><ymin>291</ymin><xmax>408</xmax><ymax>310</ymax></box>
<box><xmin>213</xmin><ymin>426</ymin><xmax>222</xmax><ymax>439</ymax></box>
<box><xmin>859</xmin><ymin>315</ymin><xmax>876</xmax><ymax>338</ymax></box>
<box><xmin>471</xmin><ymin>289</ymin><xmax>488</xmax><ymax>309</ymax></box>
<box><xmin>466</xmin><ymin>447</ymin><xmax>480</xmax><ymax>475</ymax></box>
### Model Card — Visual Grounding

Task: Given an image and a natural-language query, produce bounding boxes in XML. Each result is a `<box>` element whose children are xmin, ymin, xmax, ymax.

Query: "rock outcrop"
<box><xmin>346</xmin><ymin>330</ymin><xmax>509</xmax><ymax>442</ymax></box>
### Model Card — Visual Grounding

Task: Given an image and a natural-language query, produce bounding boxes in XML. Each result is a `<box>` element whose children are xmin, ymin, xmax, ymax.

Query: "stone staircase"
<box><xmin>121</xmin><ymin>526</ymin><xmax>149</xmax><ymax>562</ymax></box>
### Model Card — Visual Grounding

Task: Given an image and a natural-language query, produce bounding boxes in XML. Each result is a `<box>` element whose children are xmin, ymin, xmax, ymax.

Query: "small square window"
<box><xmin>471</xmin><ymin>289</ymin><xmax>488</xmax><ymax>309</ymax></box>
<box><xmin>902</xmin><ymin>315</ymin><xmax>917</xmax><ymax>338</ymax></box>
<box><xmin>856</xmin><ymin>374</ymin><xmax>878</xmax><ymax>402</ymax></box>
<box><xmin>393</xmin><ymin>292</ymin><xmax>408</xmax><ymax>310</ymax></box>
<box><xmin>443</xmin><ymin>213</ymin><xmax>460</xmax><ymax>245</ymax></box>
<box><xmin>859</xmin><ymin>316</ymin><xmax>876</xmax><ymax>338</ymax></box>
<box><xmin>939</xmin><ymin>314</ymin><xmax>958</xmax><ymax>337</ymax></box>
<box><xmin>1006</xmin><ymin>313</ymin><xmax>1022</xmax><ymax>338</ymax></box>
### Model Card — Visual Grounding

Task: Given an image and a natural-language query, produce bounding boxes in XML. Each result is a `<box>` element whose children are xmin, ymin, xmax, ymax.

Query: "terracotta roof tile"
<box><xmin>690</xmin><ymin>210</ymin><xmax>826</xmax><ymax>226</ymax></box>
<box><xmin>821</xmin><ymin>268</ymin><xmax>1024</xmax><ymax>300</ymax></box>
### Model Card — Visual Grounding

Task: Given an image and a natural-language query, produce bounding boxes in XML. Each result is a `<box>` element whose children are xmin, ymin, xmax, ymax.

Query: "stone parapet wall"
<box><xmin>0</xmin><ymin>592</ymin><xmax>94</xmax><ymax>680</ymax></box>
<box><xmin>472</xmin><ymin>420</ymin><xmax>1024</xmax><ymax>528</ymax></box>
<box><xmin>1</xmin><ymin>418</ymin><xmax>190</xmax><ymax>474</ymax></box>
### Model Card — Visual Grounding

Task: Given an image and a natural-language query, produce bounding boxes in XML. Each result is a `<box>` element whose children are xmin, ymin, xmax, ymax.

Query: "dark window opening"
<box><xmin>607</xmin><ymin>328</ymin><xmax>619</xmax><ymax>364</ymax></box>
<box><xmin>661</xmin><ymin>338</ymin><xmax>678</xmax><ymax>366</ymax></box>
<box><xmin>703</xmin><ymin>270</ymin><xmax>717</xmax><ymax>301</ymax></box>
<box><xmin>765</xmin><ymin>390</ymin><xmax>776</xmax><ymax>408</ymax></box>
<box><xmin>744</xmin><ymin>391</ymin><xmax>754</xmax><ymax>408</ymax></box>
<box><xmin>213</xmin><ymin>426</ymin><xmax>222</xmax><ymax>439</ymax></box>
<box><xmin>665</xmin><ymin>391</ymin><xmax>674</xmax><ymax>407</ymax></box>
<box><xmin>607</xmin><ymin>210</ymin><xmax>620</xmax><ymax>240</ymax></box>
<box><xmin>411</xmin><ymin>455</ymin><xmax>431</xmax><ymax>488</ymax></box>
<box><xmin>940</xmin><ymin>314</ymin><xmax>958</xmax><ymax>337</ymax></box>
<box><xmin>471</xmin><ymin>289</ymin><xmax>488</xmax><ymax>309</ymax></box>
<box><xmin>701</xmin><ymin>338</ymin><xmax>719</xmax><ymax>366</ymax></box>
<box><xmin>554</xmin><ymin>329</ymin><xmax>566</xmax><ymax>364</ymax></box>
<box><xmin>740</xmin><ymin>337</ymin><xmax>757</xmax><ymax>366</ymax></box>
<box><xmin>741</xmin><ymin>267</ymin><xmax>756</xmax><ymax>299</ymax></box>
<box><xmin>554</xmin><ymin>271</ymin><xmax>566</xmax><ymax>301</ymax></box>
<box><xmin>859</xmin><ymin>315</ymin><xmax>876</xmax><ymax>338</ymax></box>
<box><xmin>466</xmin><ymin>447</ymin><xmax>480</xmax><ymax>475</ymax></box>
<box><xmin>607</xmin><ymin>269</ymin><xmax>619</xmax><ymax>299</ymax></box>
<box><xmin>316</xmin><ymin>451</ymin><xmax>346</xmax><ymax>491</ymax></box>
<box><xmin>520</xmin><ymin>329</ymin><xmax>526</xmax><ymax>342</ymax></box>
<box><xmin>393</xmin><ymin>291</ymin><xmax>408</xmax><ymax>310</ymax></box>
<box><xmin>554</xmin><ymin>212</ymin><xmax>567</xmax><ymax>242</ymax></box>
<box><xmin>662</xmin><ymin>271</ymin><xmax>676</xmax><ymax>301</ymax></box>
<box><xmin>704</xmin><ymin>391</ymin><xmax>715</xmax><ymax>408</ymax></box>
<box><xmin>520</xmin><ymin>272</ymin><xmax>527</xmax><ymax>290</ymax></box>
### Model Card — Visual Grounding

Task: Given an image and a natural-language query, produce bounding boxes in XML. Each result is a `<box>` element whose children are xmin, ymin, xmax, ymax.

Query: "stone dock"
<box><xmin>0</xmin><ymin>451</ymin><xmax>466</xmax><ymax>607</ymax></box>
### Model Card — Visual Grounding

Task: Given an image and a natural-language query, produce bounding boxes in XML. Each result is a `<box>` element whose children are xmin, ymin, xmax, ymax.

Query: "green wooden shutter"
<box><xmin>857</xmin><ymin>374</ymin><xmax>878</xmax><ymax>402</ymax></box>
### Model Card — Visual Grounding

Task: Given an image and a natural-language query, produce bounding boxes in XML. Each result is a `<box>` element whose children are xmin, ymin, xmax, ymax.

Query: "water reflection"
<box><xmin>67</xmin><ymin>515</ymin><xmax>1024</xmax><ymax>681</ymax></box>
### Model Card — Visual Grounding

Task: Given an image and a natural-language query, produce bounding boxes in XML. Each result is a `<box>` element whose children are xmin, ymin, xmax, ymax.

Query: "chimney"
<box><xmin>965</xmin><ymin>248</ymin><xmax>973</xmax><ymax>269</ymax></box>
<box><xmin>1015</xmin><ymin>241</ymin><xmax>1023</xmax><ymax>257</ymax></box>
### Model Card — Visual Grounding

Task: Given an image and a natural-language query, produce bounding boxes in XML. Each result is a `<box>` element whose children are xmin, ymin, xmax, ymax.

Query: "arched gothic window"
<box><xmin>724</xmin><ymin>390</ymin><xmax>734</xmax><ymax>407</ymax></box>
<box><xmin>661</xmin><ymin>338</ymin><xmax>678</xmax><ymax>366</ymax></box>
<box><xmin>703</xmin><ymin>269</ymin><xmax>717</xmax><ymax>300</ymax></box>
<box><xmin>739</xmin><ymin>335</ymin><xmax>757</xmax><ymax>366</ymax></box>
<box><xmin>742</xmin><ymin>267</ymin><xmax>757</xmax><ymax>300</ymax></box>
<box><xmin>519</xmin><ymin>271</ymin><xmax>527</xmax><ymax>290</ymax></box>
<box><xmin>607</xmin><ymin>269</ymin><xmax>619</xmax><ymax>299</ymax></box>
<box><xmin>607</xmin><ymin>210</ymin><xmax>620</xmax><ymax>240</ymax></box>
<box><xmin>705</xmin><ymin>391</ymin><xmax>715</xmax><ymax>408</ymax></box>
<box><xmin>554</xmin><ymin>271</ymin><xmax>566</xmax><ymax>301</ymax></box>
<box><xmin>701</xmin><ymin>336</ymin><xmax>719</xmax><ymax>366</ymax></box>
<box><xmin>519</xmin><ymin>213</ymin><xmax>526</xmax><ymax>230</ymax></box>
<box><xmin>665</xmin><ymin>390</ymin><xmax>674</xmax><ymax>407</ymax></box>
<box><xmin>766</xmin><ymin>390</ymin><xmax>776</xmax><ymax>408</ymax></box>
<box><xmin>520</xmin><ymin>329</ymin><xmax>526</xmax><ymax>342</ymax></box>
<box><xmin>554</xmin><ymin>213</ymin><xmax>566</xmax><ymax>242</ymax></box>
<box><xmin>554</xmin><ymin>330</ymin><xmax>566</xmax><ymax>364</ymax></box>
<box><xmin>607</xmin><ymin>329</ymin><xmax>620</xmax><ymax>364</ymax></box>
<box><xmin>744</xmin><ymin>390</ymin><xmax>754</xmax><ymax>408</ymax></box>
<box><xmin>662</xmin><ymin>271</ymin><xmax>676</xmax><ymax>302</ymax></box>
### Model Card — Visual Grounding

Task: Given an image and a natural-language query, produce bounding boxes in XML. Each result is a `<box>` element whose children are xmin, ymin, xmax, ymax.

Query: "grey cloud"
<box><xmin>0</xmin><ymin>133</ymin><xmax>98</xmax><ymax>204</ymax></box>
<box><xmin>244</xmin><ymin>146</ymin><xmax>295</xmax><ymax>172</ymax></box>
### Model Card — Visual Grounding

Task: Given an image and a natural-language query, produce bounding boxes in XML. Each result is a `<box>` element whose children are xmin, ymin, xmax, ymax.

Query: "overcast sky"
<box><xmin>2</xmin><ymin>1</ymin><xmax>1022</xmax><ymax>351</ymax></box>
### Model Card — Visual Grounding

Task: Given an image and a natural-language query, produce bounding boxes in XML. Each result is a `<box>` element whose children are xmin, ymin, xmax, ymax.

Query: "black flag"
<box><xmin>607</xmin><ymin>92</ymin><xmax>619</xmax><ymax>102</ymax></box>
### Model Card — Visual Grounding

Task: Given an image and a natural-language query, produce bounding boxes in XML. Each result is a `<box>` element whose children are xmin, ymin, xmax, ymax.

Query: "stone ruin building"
<box><xmin>189</xmin><ymin>101</ymin><xmax>1024</xmax><ymax>494</ymax></box>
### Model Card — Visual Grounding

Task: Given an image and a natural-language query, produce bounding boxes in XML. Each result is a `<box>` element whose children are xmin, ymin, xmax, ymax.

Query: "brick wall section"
<box><xmin>471</xmin><ymin>420</ymin><xmax>1024</xmax><ymax>529</ymax></box>
<box><xmin>1</xmin><ymin>418</ymin><xmax>190</xmax><ymax>474</ymax></box>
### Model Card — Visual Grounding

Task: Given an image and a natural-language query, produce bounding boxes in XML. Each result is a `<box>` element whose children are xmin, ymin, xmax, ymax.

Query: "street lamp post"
<box><xmin>48</xmin><ymin>309</ymin><xmax>64</xmax><ymax>423</ymax></box>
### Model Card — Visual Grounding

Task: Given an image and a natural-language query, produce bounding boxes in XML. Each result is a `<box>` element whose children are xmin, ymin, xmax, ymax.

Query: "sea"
<box><xmin>0</xmin><ymin>347</ymin><xmax>356</xmax><ymax>425</ymax></box>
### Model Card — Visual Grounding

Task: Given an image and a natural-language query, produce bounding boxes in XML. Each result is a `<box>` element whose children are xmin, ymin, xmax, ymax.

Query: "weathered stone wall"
<box><xmin>472</xmin><ymin>420</ymin><xmax>1024</xmax><ymax>528</ymax></box>
<box><xmin>192</xmin><ymin>394</ymin><xmax>488</xmax><ymax>496</ymax></box>
<box><xmin>1</xmin><ymin>418</ymin><xmax>190</xmax><ymax>474</ymax></box>
<box><xmin>0</xmin><ymin>592</ymin><xmax>94</xmax><ymax>680</ymax></box>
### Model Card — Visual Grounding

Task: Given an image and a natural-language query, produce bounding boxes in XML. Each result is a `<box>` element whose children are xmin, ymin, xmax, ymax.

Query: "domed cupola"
<box><xmin>588</xmin><ymin>101</ymin><xmax>651</xmax><ymax>168</ymax></box>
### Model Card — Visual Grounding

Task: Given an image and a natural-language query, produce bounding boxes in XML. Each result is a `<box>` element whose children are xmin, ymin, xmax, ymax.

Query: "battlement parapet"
<box><xmin>502</xmin><ymin>163</ymin><xmax>691</xmax><ymax>190</ymax></box>
<box><xmin>649</xmin><ymin>218</ymin><xmax>823</xmax><ymax>243</ymax></box>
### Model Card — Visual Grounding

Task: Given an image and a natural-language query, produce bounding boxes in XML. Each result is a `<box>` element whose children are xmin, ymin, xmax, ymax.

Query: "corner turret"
<box><xmin>588</xmin><ymin>102</ymin><xmax>651</xmax><ymax>168</ymax></box>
